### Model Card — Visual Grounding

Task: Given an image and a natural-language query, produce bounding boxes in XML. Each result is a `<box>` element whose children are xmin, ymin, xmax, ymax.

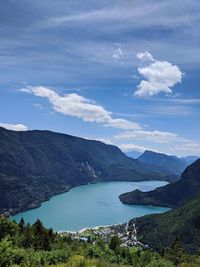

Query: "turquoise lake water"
<box><xmin>12</xmin><ymin>181</ymin><xmax>169</xmax><ymax>232</ymax></box>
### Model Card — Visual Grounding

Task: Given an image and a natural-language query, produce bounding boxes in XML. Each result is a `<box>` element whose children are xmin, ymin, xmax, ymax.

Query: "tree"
<box><xmin>109</xmin><ymin>236</ymin><xmax>121</xmax><ymax>251</ymax></box>
<box><xmin>33</xmin><ymin>219</ymin><xmax>44</xmax><ymax>236</ymax></box>
<box><xmin>169</xmin><ymin>237</ymin><xmax>186</xmax><ymax>264</ymax></box>
<box><xmin>0</xmin><ymin>238</ymin><xmax>14</xmax><ymax>267</ymax></box>
<box><xmin>0</xmin><ymin>217</ymin><xmax>18</xmax><ymax>240</ymax></box>
<box><xmin>19</xmin><ymin>217</ymin><xmax>25</xmax><ymax>232</ymax></box>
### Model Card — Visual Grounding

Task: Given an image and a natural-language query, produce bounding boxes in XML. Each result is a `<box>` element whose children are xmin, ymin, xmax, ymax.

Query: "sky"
<box><xmin>0</xmin><ymin>0</ymin><xmax>200</xmax><ymax>156</ymax></box>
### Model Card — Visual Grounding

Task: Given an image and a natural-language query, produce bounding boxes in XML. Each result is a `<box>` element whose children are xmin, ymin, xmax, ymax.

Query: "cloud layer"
<box><xmin>118</xmin><ymin>143</ymin><xmax>148</xmax><ymax>153</ymax></box>
<box><xmin>21</xmin><ymin>86</ymin><xmax>141</xmax><ymax>130</ymax></box>
<box><xmin>115</xmin><ymin>129</ymin><xmax>178</xmax><ymax>143</ymax></box>
<box><xmin>134</xmin><ymin>51</ymin><xmax>183</xmax><ymax>97</ymax></box>
<box><xmin>0</xmin><ymin>123</ymin><xmax>28</xmax><ymax>131</ymax></box>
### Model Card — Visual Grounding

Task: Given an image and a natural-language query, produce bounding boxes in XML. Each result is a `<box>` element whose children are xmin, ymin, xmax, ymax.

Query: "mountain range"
<box><xmin>126</xmin><ymin>150</ymin><xmax>198</xmax><ymax>177</ymax></box>
<box><xmin>138</xmin><ymin>150</ymin><xmax>189</xmax><ymax>176</ymax></box>
<box><xmin>0</xmin><ymin>127</ymin><xmax>176</xmax><ymax>215</ymax></box>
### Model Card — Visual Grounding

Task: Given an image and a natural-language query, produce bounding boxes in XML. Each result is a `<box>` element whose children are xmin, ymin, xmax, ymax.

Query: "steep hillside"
<box><xmin>138</xmin><ymin>150</ymin><xmax>188</xmax><ymax>176</ymax></box>
<box><xmin>120</xmin><ymin>159</ymin><xmax>200</xmax><ymax>207</ymax></box>
<box><xmin>134</xmin><ymin>191</ymin><xmax>200</xmax><ymax>254</ymax></box>
<box><xmin>0</xmin><ymin>127</ymin><xmax>172</xmax><ymax>215</ymax></box>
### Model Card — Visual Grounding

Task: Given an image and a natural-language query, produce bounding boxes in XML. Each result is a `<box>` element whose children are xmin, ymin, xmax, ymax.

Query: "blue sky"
<box><xmin>0</xmin><ymin>0</ymin><xmax>200</xmax><ymax>156</ymax></box>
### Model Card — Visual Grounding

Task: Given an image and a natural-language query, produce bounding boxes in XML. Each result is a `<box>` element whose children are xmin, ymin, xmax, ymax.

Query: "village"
<box><xmin>59</xmin><ymin>221</ymin><xmax>149</xmax><ymax>249</ymax></box>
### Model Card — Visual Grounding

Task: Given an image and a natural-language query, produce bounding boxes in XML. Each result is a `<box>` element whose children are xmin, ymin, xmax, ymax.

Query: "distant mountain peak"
<box><xmin>138</xmin><ymin>150</ymin><xmax>188</xmax><ymax>176</ymax></box>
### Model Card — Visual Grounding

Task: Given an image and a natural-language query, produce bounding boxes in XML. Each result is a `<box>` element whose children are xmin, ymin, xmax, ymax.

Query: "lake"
<box><xmin>12</xmin><ymin>181</ymin><xmax>169</xmax><ymax>232</ymax></box>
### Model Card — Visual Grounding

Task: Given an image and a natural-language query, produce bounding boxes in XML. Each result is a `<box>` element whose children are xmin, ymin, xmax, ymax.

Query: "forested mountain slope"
<box><xmin>0</xmin><ymin>127</ymin><xmax>172</xmax><ymax>215</ymax></box>
<box><xmin>120</xmin><ymin>159</ymin><xmax>200</xmax><ymax>208</ymax></box>
<box><xmin>134</xmin><ymin>191</ymin><xmax>200</xmax><ymax>254</ymax></box>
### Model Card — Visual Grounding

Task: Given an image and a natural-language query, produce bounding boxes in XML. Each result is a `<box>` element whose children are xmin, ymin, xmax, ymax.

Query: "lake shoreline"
<box><xmin>12</xmin><ymin>180</ymin><xmax>169</xmax><ymax>231</ymax></box>
<box><xmin>7</xmin><ymin>179</ymin><xmax>169</xmax><ymax>217</ymax></box>
<box><xmin>58</xmin><ymin>223</ymin><xmax>126</xmax><ymax>234</ymax></box>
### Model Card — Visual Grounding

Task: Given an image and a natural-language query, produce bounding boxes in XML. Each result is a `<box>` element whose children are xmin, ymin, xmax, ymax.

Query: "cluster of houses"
<box><xmin>60</xmin><ymin>221</ymin><xmax>149</xmax><ymax>249</ymax></box>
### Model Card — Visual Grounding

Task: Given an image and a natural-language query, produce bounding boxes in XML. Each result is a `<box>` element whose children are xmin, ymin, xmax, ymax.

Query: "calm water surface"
<box><xmin>13</xmin><ymin>181</ymin><xmax>169</xmax><ymax>231</ymax></box>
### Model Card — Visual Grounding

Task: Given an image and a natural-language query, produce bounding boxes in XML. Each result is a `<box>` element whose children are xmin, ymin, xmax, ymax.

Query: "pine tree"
<box><xmin>19</xmin><ymin>217</ymin><xmax>25</xmax><ymax>232</ymax></box>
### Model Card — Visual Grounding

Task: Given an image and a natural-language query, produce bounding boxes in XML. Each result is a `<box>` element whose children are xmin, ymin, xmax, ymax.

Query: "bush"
<box><xmin>0</xmin><ymin>238</ymin><xmax>14</xmax><ymax>267</ymax></box>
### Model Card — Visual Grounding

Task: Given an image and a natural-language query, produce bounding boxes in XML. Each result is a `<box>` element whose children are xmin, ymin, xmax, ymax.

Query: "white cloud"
<box><xmin>44</xmin><ymin>2</ymin><xmax>200</xmax><ymax>32</ymax></box>
<box><xmin>112</xmin><ymin>47</ymin><xmax>123</xmax><ymax>61</ymax></box>
<box><xmin>0</xmin><ymin>123</ymin><xmax>28</xmax><ymax>131</ymax></box>
<box><xmin>118</xmin><ymin>143</ymin><xmax>148</xmax><ymax>153</ymax></box>
<box><xmin>134</xmin><ymin>52</ymin><xmax>183</xmax><ymax>97</ymax></box>
<box><xmin>171</xmin><ymin>98</ymin><xmax>200</xmax><ymax>105</ymax></box>
<box><xmin>45</xmin><ymin>7</ymin><xmax>135</xmax><ymax>28</ymax></box>
<box><xmin>21</xmin><ymin>86</ymin><xmax>141</xmax><ymax>130</ymax></box>
<box><xmin>136</xmin><ymin>51</ymin><xmax>155</xmax><ymax>62</ymax></box>
<box><xmin>175</xmin><ymin>142</ymin><xmax>200</xmax><ymax>155</ymax></box>
<box><xmin>115</xmin><ymin>129</ymin><xmax>178</xmax><ymax>143</ymax></box>
<box><xmin>104</xmin><ymin>118</ymin><xmax>139</xmax><ymax>130</ymax></box>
